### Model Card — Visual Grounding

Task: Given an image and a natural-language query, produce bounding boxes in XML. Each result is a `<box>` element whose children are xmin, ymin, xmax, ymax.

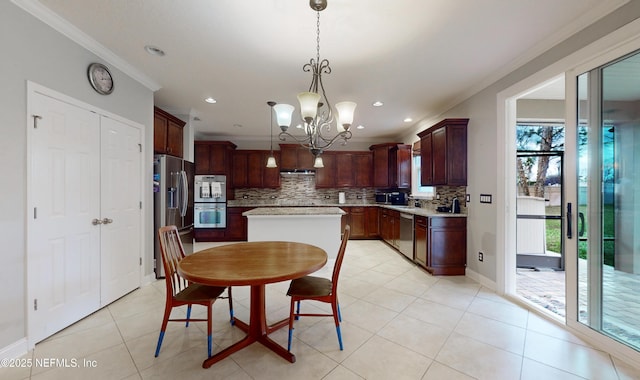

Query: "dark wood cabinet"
<box><xmin>370</xmin><ymin>143</ymin><xmax>412</xmax><ymax>189</ymax></box>
<box><xmin>232</xmin><ymin>151</ymin><xmax>249</xmax><ymax>188</ymax></box>
<box><xmin>365</xmin><ymin>206</ymin><xmax>379</xmax><ymax>238</ymax></box>
<box><xmin>427</xmin><ymin>217</ymin><xmax>467</xmax><ymax>275</ymax></box>
<box><xmin>340</xmin><ymin>206</ymin><xmax>378</xmax><ymax>239</ymax></box>
<box><xmin>315</xmin><ymin>151</ymin><xmax>373</xmax><ymax>188</ymax></box>
<box><xmin>380</xmin><ymin>208</ymin><xmax>400</xmax><ymax>248</ymax></box>
<box><xmin>154</xmin><ymin>107</ymin><xmax>185</xmax><ymax>158</ymax></box>
<box><xmin>421</xmin><ymin>133</ymin><xmax>433</xmax><ymax>185</ymax></box>
<box><xmin>232</xmin><ymin>150</ymin><xmax>280</xmax><ymax>189</ymax></box>
<box><xmin>194</xmin><ymin>141</ymin><xmax>236</xmax><ymax>175</ymax></box>
<box><xmin>315</xmin><ymin>153</ymin><xmax>335</xmax><ymax>188</ymax></box>
<box><xmin>418</xmin><ymin>118</ymin><xmax>468</xmax><ymax>186</ymax></box>
<box><xmin>225</xmin><ymin>207</ymin><xmax>251</xmax><ymax>241</ymax></box>
<box><xmin>280</xmin><ymin>144</ymin><xmax>314</xmax><ymax>170</ymax></box>
<box><xmin>354</xmin><ymin>153</ymin><xmax>373</xmax><ymax>188</ymax></box>
<box><xmin>194</xmin><ymin>141</ymin><xmax>237</xmax><ymax>200</ymax></box>
<box><xmin>336</xmin><ymin>153</ymin><xmax>354</xmax><ymax>187</ymax></box>
<box><xmin>347</xmin><ymin>206</ymin><xmax>366</xmax><ymax>238</ymax></box>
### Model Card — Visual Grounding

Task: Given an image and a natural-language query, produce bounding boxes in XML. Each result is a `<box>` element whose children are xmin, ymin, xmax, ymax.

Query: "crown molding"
<box><xmin>12</xmin><ymin>0</ymin><xmax>162</xmax><ymax>92</ymax></box>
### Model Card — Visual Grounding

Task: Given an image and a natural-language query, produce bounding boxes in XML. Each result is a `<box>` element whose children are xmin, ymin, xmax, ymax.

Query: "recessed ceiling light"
<box><xmin>356</xmin><ymin>125</ymin><xmax>365</xmax><ymax>129</ymax></box>
<box><xmin>404</xmin><ymin>118</ymin><xmax>413</xmax><ymax>123</ymax></box>
<box><xmin>193</xmin><ymin>116</ymin><xmax>201</xmax><ymax>121</ymax></box>
<box><xmin>295</xmin><ymin>124</ymin><xmax>303</xmax><ymax>129</ymax></box>
<box><xmin>144</xmin><ymin>45</ymin><xmax>165</xmax><ymax>56</ymax></box>
<box><xmin>204</xmin><ymin>97</ymin><xmax>217</xmax><ymax>104</ymax></box>
<box><xmin>372</xmin><ymin>101</ymin><xmax>384</xmax><ymax>107</ymax></box>
<box><xmin>233</xmin><ymin>124</ymin><xmax>243</xmax><ymax>128</ymax></box>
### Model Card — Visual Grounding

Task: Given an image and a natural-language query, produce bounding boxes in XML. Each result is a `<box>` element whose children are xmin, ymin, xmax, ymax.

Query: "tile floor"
<box><xmin>517</xmin><ymin>259</ymin><xmax>640</xmax><ymax>350</ymax></box>
<box><xmin>4</xmin><ymin>240</ymin><xmax>640</xmax><ymax>380</ymax></box>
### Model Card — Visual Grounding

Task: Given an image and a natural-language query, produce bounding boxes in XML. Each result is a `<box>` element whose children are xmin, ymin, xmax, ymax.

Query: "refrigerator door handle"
<box><xmin>180</xmin><ymin>170</ymin><xmax>188</xmax><ymax>217</ymax></box>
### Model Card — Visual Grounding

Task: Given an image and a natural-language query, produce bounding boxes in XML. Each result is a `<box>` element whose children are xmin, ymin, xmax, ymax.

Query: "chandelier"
<box><xmin>273</xmin><ymin>0</ymin><xmax>356</xmax><ymax>168</ymax></box>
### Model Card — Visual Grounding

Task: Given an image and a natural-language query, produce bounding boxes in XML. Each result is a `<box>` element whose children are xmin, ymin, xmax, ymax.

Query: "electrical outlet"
<box><xmin>324</xmin><ymin>195</ymin><xmax>331</xmax><ymax>199</ymax></box>
<box><xmin>478</xmin><ymin>252</ymin><xmax>484</xmax><ymax>262</ymax></box>
<box><xmin>436</xmin><ymin>194</ymin><xmax>441</xmax><ymax>200</ymax></box>
<box><xmin>242</xmin><ymin>194</ymin><xmax>249</xmax><ymax>199</ymax></box>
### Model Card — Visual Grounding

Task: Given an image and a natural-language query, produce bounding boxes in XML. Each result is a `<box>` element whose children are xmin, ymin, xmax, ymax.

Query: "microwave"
<box><xmin>375</xmin><ymin>193</ymin><xmax>388</xmax><ymax>203</ymax></box>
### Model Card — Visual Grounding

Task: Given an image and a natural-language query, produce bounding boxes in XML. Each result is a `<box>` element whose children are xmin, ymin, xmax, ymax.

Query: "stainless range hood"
<box><xmin>280</xmin><ymin>169</ymin><xmax>316</xmax><ymax>176</ymax></box>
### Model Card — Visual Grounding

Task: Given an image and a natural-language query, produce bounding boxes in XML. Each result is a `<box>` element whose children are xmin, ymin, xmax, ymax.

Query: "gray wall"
<box><xmin>401</xmin><ymin>1</ymin><xmax>640</xmax><ymax>283</ymax></box>
<box><xmin>0</xmin><ymin>2</ymin><xmax>154</xmax><ymax>350</ymax></box>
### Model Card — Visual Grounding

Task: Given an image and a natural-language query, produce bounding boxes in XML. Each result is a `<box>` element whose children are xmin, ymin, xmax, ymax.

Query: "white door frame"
<box><xmin>26</xmin><ymin>81</ymin><xmax>145</xmax><ymax>349</ymax></box>
<box><xmin>497</xmin><ymin>18</ymin><xmax>640</xmax><ymax>366</ymax></box>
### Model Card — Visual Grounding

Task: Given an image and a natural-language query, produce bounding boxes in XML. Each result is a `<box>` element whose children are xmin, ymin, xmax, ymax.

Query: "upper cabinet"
<box><xmin>279</xmin><ymin>144</ymin><xmax>315</xmax><ymax>170</ymax></box>
<box><xmin>154</xmin><ymin>106</ymin><xmax>185</xmax><ymax>158</ymax></box>
<box><xmin>194</xmin><ymin>141</ymin><xmax>237</xmax><ymax>199</ymax></box>
<box><xmin>194</xmin><ymin>141</ymin><xmax>237</xmax><ymax>175</ymax></box>
<box><xmin>354</xmin><ymin>152</ymin><xmax>373</xmax><ymax>188</ymax></box>
<box><xmin>232</xmin><ymin>150</ymin><xmax>280</xmax><ymax>189</ymax></box>
<box><xmin>417</xmin><ymin>118</ymin><xmax>468</xmax><ymax>186</ymax></box>
<box><xmin>369</xmin><ymin>143</ymin><xmax>411</xmax><ymax>189</ymax></box>
<box><xmin>315</xmin><ymin>151</ymin><xmax>373</xmax><ymax>188</ymax></box>
<box><xmin>315</xmin><ymin>152</ymin><xmax>336</xmax><ymax>188</ymax></box>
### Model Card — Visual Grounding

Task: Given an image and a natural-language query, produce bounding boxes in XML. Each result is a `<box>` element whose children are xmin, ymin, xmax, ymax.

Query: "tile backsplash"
<box><xmin>414</xmin><ymin>186</ymin><xmax>467</xmax><ymax>212</ymax></box>
<box><xmin>232</xmin><ymin>175</ymin><xmax>466</xmax><ymax>211</ymax></box>
<box><xmin>233</xmin><ymin>175</ymin><xmax>375</xmax><ymax>205</ymax></box>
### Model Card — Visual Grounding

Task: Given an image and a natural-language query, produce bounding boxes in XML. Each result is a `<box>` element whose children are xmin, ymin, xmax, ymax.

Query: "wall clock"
<box><xmin>87</xmin><ymin>62</ymin><xmax>114</xmax><ymax>95</ymax></box>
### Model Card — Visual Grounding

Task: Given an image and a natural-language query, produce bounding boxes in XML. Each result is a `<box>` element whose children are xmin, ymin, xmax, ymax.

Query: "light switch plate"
<box><xmin>466</xmin><ymin>194</ymin><xmax>470</xmax><ymax>203</ymax></box>
<box><xmin>480</xmin><ymin>194</ymin><xmax>492</xmax><ymax>204</ymax></box>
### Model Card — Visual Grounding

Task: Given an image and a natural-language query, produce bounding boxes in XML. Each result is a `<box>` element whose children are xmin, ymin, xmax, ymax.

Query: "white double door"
<box><xmin>28</xmin><ymin>86</ymin><xmax>142</xmax><ymax>344</ymax></box>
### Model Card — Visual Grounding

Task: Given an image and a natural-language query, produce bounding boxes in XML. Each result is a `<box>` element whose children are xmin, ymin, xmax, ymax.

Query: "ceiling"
<box><xmin>32</xmin><ymin>0</ymin><xmax>626</xmax><ymax>144</ymax></box>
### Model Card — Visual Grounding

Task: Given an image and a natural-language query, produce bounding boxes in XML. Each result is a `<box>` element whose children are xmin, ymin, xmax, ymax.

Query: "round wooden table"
<box><xmin>178</xmin><ymin>241</ymin><xmax>327</xmax><ymax>368</ymax></box>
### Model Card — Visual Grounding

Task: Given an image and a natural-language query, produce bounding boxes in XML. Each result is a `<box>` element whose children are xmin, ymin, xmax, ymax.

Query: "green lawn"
<box><xmin>544</xmin><ymin>205</ymin><xmax>615</xmax><ymax>265</ymax></box>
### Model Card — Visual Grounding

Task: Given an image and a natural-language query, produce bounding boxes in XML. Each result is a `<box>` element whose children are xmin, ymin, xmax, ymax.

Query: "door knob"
<box><xmin>92</xmin><ymin>218</ymin><xmax>103</xmax><ymax>225</ymax></box>
<box><xmin>102</xmin><ymin>218</ymin><xmax>113</xmax><ymax>224</ymax></box>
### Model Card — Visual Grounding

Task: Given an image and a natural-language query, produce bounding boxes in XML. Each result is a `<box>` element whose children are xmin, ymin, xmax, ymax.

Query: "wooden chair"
<box><xmin>286</xmin><ymin>225</ymin><xmax>350</xmax><ymax>352</ymax></box>
<box><xmin>154</xmin><ymin>225</ymin><xmax>233</xmax><ymax>358</ymax></box>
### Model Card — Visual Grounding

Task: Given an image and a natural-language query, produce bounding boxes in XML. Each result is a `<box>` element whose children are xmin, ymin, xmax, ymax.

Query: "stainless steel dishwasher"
<box><xmin>398</xmin><ymin>213</ymin><xmax>414</xmax><ymax>260</ymax></box>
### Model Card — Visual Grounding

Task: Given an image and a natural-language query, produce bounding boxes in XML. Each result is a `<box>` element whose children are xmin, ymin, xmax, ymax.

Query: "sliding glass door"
<box><xmin>575</xmin><ymin>50</ymin><xmax>640</xmax><ymax>351</ymax></box>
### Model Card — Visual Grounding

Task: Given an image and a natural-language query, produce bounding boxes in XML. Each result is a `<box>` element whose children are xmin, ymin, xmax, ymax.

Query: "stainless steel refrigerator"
<box><xmin>153</xmin><ymin>154</ymin><xmax>194</xmax><ymax>278</ymax></box>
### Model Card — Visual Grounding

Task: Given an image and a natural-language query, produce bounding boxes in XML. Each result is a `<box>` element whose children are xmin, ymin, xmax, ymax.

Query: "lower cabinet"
<box><xmin>380</xmin><ymin>208</ymin><xmax>400</xmax><ymax>249</ymax></box>
<box><xmin>365</xmin><ymin>207</ymin><xmax>379</xmax><ymax>238</ymax></box>
<box><xmin>225</xmin><ymin>207</ymin><xmax>250</xmax><ymax>241</ymax></box>
<box><xmin>414</xmin><ymin>216</ymin><xmax>467</xmax><ymax>275</ymax></box>
<box><xmin>341</xmin><ymin>206</ymin><xmax>379</xmax><ymax>239</ymax></box>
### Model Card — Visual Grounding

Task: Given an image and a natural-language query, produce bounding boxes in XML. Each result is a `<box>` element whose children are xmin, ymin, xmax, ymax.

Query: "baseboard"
<box><xmin>465</xmin><ymin>268</ymin><xmax>497</xmax><ymax>291</ymax></box>
<box><xmin>142</xmin><ymin>273</ymin><xmax>157</xmax><ymax>286</ymax></box>
<box><xmin>0</xmin><ymin>338</ymin><xmax>28</xmax><ymax>360</ymax></box>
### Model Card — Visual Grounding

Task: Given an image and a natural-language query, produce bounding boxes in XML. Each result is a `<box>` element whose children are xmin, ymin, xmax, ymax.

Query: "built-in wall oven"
<box><xmin>194</xmin><ymin>203</ymin><xmax>226</xmax><ymax>228</ymax></box>
<box><xmin>194</xmin><ymin>175</ymin><xmax>227</xmax><ymax>228</ymax></box>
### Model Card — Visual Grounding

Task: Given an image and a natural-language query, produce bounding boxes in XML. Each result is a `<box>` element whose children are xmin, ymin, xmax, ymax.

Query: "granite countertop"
<box><xmin>242</xmin><ymin>207</ymin><xmax>347</xmax><ymax>216</ymax></box>
<box><xmin>233</xmin><ymin>202</ymin><xmax>466</xmax><ymax>218</ymax></box>
<box><xmin>379</xmin><ymin>204</ymin><xmax>467</xmax><ymax>218</ymax></box>
<box><xmin>228</xmin><ymin>200</ymin><xmax>376</xmax><ymax>207</ymax></box>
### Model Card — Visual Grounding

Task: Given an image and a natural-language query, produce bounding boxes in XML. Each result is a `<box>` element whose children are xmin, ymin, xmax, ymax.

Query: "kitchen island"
<box><xmin>243</xmin><ymin>207</ymin><xmax>346</xmax><ymax>259</ymax></box>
